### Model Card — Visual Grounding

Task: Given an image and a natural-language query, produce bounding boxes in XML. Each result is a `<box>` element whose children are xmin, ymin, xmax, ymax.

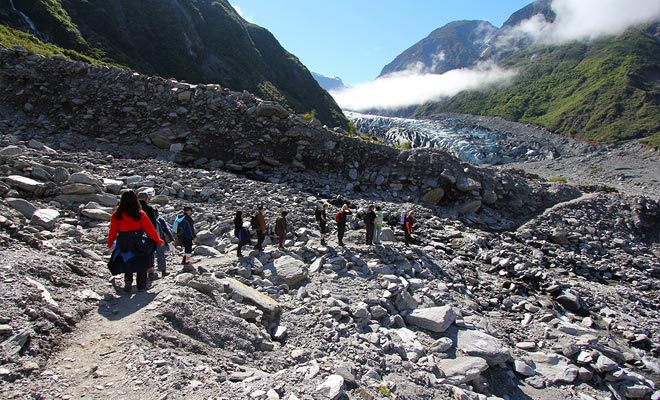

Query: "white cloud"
<box><xmin>331</xmin><ymin>62</ymin><xmax>517</xmax><ymax>111</ymax></box>
<box><xmin>501</xmin><ymin>0</ymin><xmax>660</xmax><ymax>46</ymax></box>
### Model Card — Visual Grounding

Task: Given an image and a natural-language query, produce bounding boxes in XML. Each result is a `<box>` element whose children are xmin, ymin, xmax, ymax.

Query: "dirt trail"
<box><xmin>39</xmin><ymin>281</ymin><xmax>168</xmax><ymax>399</ymax></box>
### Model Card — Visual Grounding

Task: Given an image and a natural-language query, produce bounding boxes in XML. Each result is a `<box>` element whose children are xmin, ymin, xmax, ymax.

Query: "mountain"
<box><xmin>379</xmin><ymin>20</ymin><xmax>497</xmax><ymax>76</ymax></box>
<box><xmin>312</xmin><ymin>71</ymin><xmax>347</xmax><ymax>92</ymax></box>
<box><xmin>378</xmin><ymin>1</ymin><xmax>660</xmax><ymax>144</ymax></box>
<box><xmin>0</xmin><ymin>0</ymin><xmax>348</xmax><ymax>129</ymax></box>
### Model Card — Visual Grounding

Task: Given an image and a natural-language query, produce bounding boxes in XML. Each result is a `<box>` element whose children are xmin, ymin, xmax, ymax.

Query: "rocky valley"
<box><xmin>0</xmin><ymin>44</ymin><xmax>659</xmax><ymax>400</ymax></box>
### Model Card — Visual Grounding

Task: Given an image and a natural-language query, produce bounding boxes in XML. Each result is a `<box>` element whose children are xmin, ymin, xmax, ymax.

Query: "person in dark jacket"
<box><xmin>319</xmin><ymin>203</ymin><xmax>329</xmax><ymax>246</ymax></box>
<box><xmin>178</xmin><ymin>206</ymin><xmax>196</xmax><ymax>265</ymax></box>
<box><xmin>364</xmin><ymin>204</ymin><xmax>376</xmax><ymax>246</ymax></box>
<box><xmin>153</xmin><ymin>207</ymin><xmax>175</xmax><ymax>277</ymax></box>
<box><xmin>404</xmin><ymin>210</ymin><xmax>415</xmax><ymax>246</ymax></box>
<box><xmin>108</xmin><ymin>190</ymin><xmax>163</xmax><ymax>293</ymax></box>
<box><xmin>138</xmin><ymin>192</ymin><xmax>159</xmax><ymax>280</ymax></box>
<box><xmin>336</xmin><ymin>204</ymin><xmax>352</xmax><ymax>246</ymax></box>
<box><xmin>254</xmin><ymin>205</ymin><xmax>267</xmax><ymax>251</ymax></box>
<box><xmin>234</xmin><ymin>211</ymin><xmax>249</xmax><ymax>257</ymax></box>
<box><xmin>275</xmin><ymin>211</ymin><xmax>288</xmax><ymax>249</ymax></box>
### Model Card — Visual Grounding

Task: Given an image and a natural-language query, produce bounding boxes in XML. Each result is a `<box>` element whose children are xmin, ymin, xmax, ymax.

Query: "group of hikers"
<box><xmin>107</xmin><ymin>190</ymin><xmax>415</xmax><ymax>293</ymax></box>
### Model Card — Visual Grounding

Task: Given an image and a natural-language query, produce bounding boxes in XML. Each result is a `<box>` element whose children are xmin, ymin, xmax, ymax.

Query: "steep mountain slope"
<box><xmin>0</xmin><ymin>0</ymin><xmax>348</xmax><ymax>128</ymax></box>
<box><xmin>379</xmin><ymin>20</ymin><xmax>497</xmax><ymax>76</ymax></box>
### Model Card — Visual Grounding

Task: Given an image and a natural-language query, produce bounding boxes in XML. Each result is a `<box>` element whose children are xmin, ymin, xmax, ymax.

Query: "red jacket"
<box><xmin>107</xmin><ymin>210</ymin><xmax>164</xmax><ymax>248</ymax></box>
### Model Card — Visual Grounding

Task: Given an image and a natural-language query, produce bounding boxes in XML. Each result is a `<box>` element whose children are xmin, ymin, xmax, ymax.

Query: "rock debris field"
<box><xmin>0</xmin><ymin>46</ymin><xmax>659</xmax><ymax>400</ymax></box>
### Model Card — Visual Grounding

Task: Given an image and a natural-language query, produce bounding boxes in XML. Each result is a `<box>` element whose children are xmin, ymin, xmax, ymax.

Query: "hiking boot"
<box><xmin>148</xmin><ymin>272</ymin><xmax>159</xmax><ymax>281</ymax></box>
<box><xmin>161</xmin><ymin>270</ymin><xmax>170</xmax><ymax>277</ymax></box>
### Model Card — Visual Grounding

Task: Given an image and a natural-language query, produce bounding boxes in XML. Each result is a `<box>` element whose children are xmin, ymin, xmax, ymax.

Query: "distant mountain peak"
<box><xmin>379</xmin><ymin>20</ymin><xmax>497</xmax><ymax>77</ymax></box>
<box><xmin>312</xmin><ymin>72</ymin><xmax>347</xmax><ymax>91</ymax></box>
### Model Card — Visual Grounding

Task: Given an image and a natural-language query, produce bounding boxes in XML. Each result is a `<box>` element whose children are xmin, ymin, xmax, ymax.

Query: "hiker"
<box><xmin>374</xmin><ymin>206</ymin><xmax>384</xmax><ymax>245</ymax></box>
<box><xmin>253</xmin><ymin>205</ymin><xmax>267</xmax><ymax>251</ymax></box>
<box><xmin>319</xmin><ymin>203</ymin><xmax>329</xmax><ymax>245</ymax></box>
<box><xmin>177</xmin><ymin>206</ymin><xmax>196</xmax><ymax>265</ymax></box>
<box><xmin>364</xmin><ymin>204</ymin><xmax>377</xmax><ymax>246</ymax></box>
<box><xmin>137</xmin><ymin>192</ymin><xmax>159</xmax><ymax>281</ymax></box>
<box><xmin>107</xmin><ymin>190</ymin><xmax>164</xmax><ymax>293</ymax></box>
<box><xmin>335</xmin><ymin>204</ymin><xmax>352</xmax><ymax>246</ymax></box>
<box><xmin>275</xmin><ymin>210</ymin><xmax>288</xmax><ymax>249</ymax></box>
<box><xmin>234</xmin><ymin>210</ymin><xmax>250</xmax><ymax>257</ymax></box>
<box><xmin>153</xmin><ymin>206</ymin><xmax>175</xmax><ymax>277</ymax></box>
<box><xmin>404</xmin><ymin>210</ymin><xmax>415</xmax><ymax>246</ymax></box>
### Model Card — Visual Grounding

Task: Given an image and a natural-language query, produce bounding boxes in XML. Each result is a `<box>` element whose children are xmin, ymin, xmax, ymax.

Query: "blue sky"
<box><xmin>229</xmin><ymin>1</ymin><xmax>533</xmax><ymax>85</ymax></box>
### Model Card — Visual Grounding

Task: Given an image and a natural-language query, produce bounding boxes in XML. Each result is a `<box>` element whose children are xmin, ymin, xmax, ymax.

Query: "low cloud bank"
<box><xmin>332</xmin><ymin>62</ymin><xmax>516</xmax><ymax>111</ymax></box>
<box><xmin>333</xmin><ymin>0</ymin><xmax>659</xmax><ymax>111</ymax></box>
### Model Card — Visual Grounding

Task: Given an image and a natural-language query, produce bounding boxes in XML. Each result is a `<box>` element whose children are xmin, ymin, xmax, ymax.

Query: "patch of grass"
<box><xmin>549</xmin><ymin>176</ymin><xmax>568</xmax><ymax>183</ymax></box>
<box><xmin>640</xmin><ymin>133</ymin><xmax>660</xmax><ymax>150</ymax></box>
<box><xmin>395</xmin><ymin>141</ymin><xmax>412</xmax><ymax>150</ymax></box>
<box><xmin>0</xmin><ymin>24</ymin><xmax>109</xmax><ymax>66</ymax></box>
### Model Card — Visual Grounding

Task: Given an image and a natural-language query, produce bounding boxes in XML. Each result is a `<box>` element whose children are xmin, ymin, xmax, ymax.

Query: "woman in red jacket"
<box><xmin>108</xmin><ymin>190</ymin><xmax>164</xmax><ymax>293</ymax></box>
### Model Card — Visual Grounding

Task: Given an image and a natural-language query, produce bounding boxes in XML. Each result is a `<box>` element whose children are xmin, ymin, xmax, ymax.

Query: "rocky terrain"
<box><xmin>0</xmin><ymin>45</ymin><xmax>659</xmax><ymax>400</ymax></box>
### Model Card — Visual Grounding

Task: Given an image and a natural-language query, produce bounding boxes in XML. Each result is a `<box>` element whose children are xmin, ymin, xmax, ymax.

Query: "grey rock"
<box><xmin>81</xmin><ymin>208</ymin><xmax>112</xmax><ymax>221</ymax></box>
<box><xmin>316</xmin><ymin>374</ymin><xmax>344</xmax><ymax>400</ymax></box>
<box><xmin>68</xmin><ymin>171</ymin><xmax>103</xmax><ymax>187</ymax></box>
<box><xmin>0</xmin><ymin>145</ymin><xmax>23</xmax><ymax>156</ymax></box>
<box><xmin>53</xmin><ymin>167</ymin><xmax>70</xmax><ymax>183</ymax></box>
<box><xmin>256</xmin><ymin>101</ymin><xmax>290</xmax><ymax>119</ymax></box>
<box><xmin>222</xmin><ymin>278</ymin><xmax>281</xmax><ymax>320</ymax></box>
<box><xmin>404</xmin><ymin>305</ymin><xmax>455</xmax><ymax>333</ymax></box>
<box><xmin>1</xmin><ymin>329</ymin><xmax>31</xmax><ymax>357</ymax></box>
<box><xmin>195</xmin><ymin>230</ymin><xmax>217</xmax><ymax>246</ymax></box>
<box><xmin>30</xmin><ymin>209</ymin><xmax>60</xmax><ymax>229</ymax></box>
<box><xmin>438</xmin><ymin>356</ymin><xmax>489</xmax><ymax>384</ymax></box>
<box><xmin>556</xmin><ymin>289</ymin><xmax>582</xmax><ymax>312</ymax></box>
<box><xmin>456</xmin><ymin>177</ymin><xmax>481</xmax><ymax>192</ymax></box>
<box><xmin>595</xmin><ymin>354</ymin><xmax>619</xmax><ymax>373</ymax></box>
<box><xmin>6</xmin><ymin>198</ymin><xmax>37</xmax><ymax>218</ymax></box>
<box><xmin>273</xmin><ymin>256</ymin><xmax>308</xmax><ymax>287</ymax></box>
<box><xmin>421</xmin><ymin>188</ymin><xmax>445</xmax><ymax>205</ymax></box>
<box><xmin>458</xmin><ymin>200</ymin><xmax>482</xmax><ymax>215</ymax></box>
<box><xmin>60</xmin><ymin>183</ymin><xmax>98</xmax><ymax>195</ymax></box>
<box><xmin>514</xmin><ymin>360</ymin><xmax>536</xmax><ymax>377</ymax></box>
<box><xmin>194</xmin><ymin>245</ymin><xmax>221</xmax><ymax>257</ymax></box>
<box><xmin>5</xmin><ymin>175</ymin><xmax>44</xmax><ymax>192</ymax></box>
<box><xmin>456</xmin><ymin>329</ymin><xmax>513</xmax><ymax>366</ymax></box>
<box><xmin>529</xmin><ymin>352</ymin><xmax>579</xmax><ymax>384</ymax></box>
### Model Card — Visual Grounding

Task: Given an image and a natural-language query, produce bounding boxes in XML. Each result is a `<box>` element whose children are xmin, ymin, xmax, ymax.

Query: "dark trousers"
<box><xmin>366</xmin><ymin>224</ymin><xmax>374</xmax><ymax>245</ymax></box>
<box><xmin>404</xmin><ymin>230</ymin><xmax>413</xmax><ymax>246</ymax></box>
<box><xmin>337</xmin><ymin>224</ymin><xmax>346</xmax><ymax>245</ymax></box>
<box><xmin>125</xmin><ymin>271</ymin><xmax>147</xmax><ymax>290</ymax></box>
<box><xmin>256</xmin><ymin>231</ymin><xmax>265</xmax><ymax>249</ymax></box>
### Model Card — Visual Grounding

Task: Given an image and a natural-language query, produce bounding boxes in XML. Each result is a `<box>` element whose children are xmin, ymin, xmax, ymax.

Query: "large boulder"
<box><xmin>272</xmin><ymin>256</ymin><xmax>308</xmax><ymax>287</ymax></box>
<box><xmin>404</xmin><ymin>305</ymin><xmax>455</xmax><ymax>333</ymax></box>
<box><xmin>30</xmin><ymin>209</ymin><xmax>60</xmax><ymax>230</ymax></box>
<box><xmin>438</xmin><ymin>356</ymin><xmax>489</xmax><ymax>384</ymax></box>
<box><xmin>222</xmin><ymin>278</ymin><xmax>281</xmax><ymax>320</ymax></box>
<box><xmin>256</xmin><ymin>101</ymin><xmax>290</xmax><ymax>119</ymax></box>
<box><xmin>6</xmin><ymin>198</ymin><xmax>37</xmax><ymax>218</ymax></box>
<box><xmin>456</xmin><ymin>329</ymin><xmax>513</xmax><ymax>366</ymax></box>
<box><xmin>421</xmin><ymin>188</ymin><xmax>445</xmax><ymax>205</ymax></box>
<box><xmin>68</xmin><ymin>171</ymin><xmax>103</xmax><ymax>187</ymax></box>
<box><xmin>5</xmin><ymin>175</ymin><xmax>44</xmax><ymax>193</ymax></box>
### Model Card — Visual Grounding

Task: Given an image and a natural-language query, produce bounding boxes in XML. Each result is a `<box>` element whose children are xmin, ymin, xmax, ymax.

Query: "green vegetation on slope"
<box><xmin>418</xmin><ymin>27</ymin><xmax>660</xmax><ymax>143</ymax></box>
<box><xmin>0</xmin><ymin>24</ymin><xmax>107</xmax><ymax>65</ymax></box>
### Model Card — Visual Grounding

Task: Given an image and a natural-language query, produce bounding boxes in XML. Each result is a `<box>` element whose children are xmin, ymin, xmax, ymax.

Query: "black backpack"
<box><xmin>315</xmin><ymin>208</ymin><xmax>322</xmax><ymax>222</ymax></box>
<box><xmin>250</xmin><ymin>215</ymin><xmax>260</xmax><ymax>229</ymax></box>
